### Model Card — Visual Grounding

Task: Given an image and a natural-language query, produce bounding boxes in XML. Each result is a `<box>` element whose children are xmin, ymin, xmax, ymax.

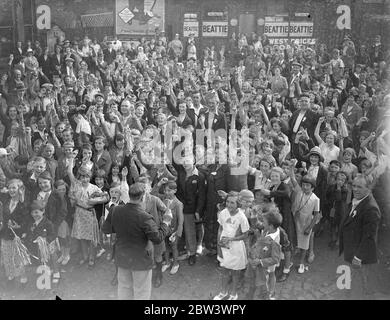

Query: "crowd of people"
<box><xmin>0</xmin><ymin>29</ymin><xmax>389</xmax><ymax>300</ymax></box>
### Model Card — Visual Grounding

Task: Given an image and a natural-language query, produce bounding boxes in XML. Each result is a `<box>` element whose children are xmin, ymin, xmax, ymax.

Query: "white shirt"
<box><xmin>112</xmin><ymin>40</ymin><xmax>122</xmax><ymax>51</ymax></box>
<box><xmin>307</xmin><ymin>165</ymin><xmax>319</xmax><ymax>181</ymax></box>
<box><xmin>349</xmin><ymin>194</ymin><xmax>369</xmax><ymax>216</ymax></box>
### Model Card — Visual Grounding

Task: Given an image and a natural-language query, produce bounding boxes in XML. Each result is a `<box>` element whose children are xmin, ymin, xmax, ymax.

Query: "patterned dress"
<box><xmin>70</xmin><ymin>181</ymin><xmax>101</xmax><ymax>246</ymax></box>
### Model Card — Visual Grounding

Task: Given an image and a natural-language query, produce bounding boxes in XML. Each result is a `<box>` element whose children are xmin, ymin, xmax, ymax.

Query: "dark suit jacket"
<box><xmin>200</xmin><ymin>111</ymin><xmax>226</xmax><ymax>132</ymax></box>
<box><xmin>38</xmin><ymin>54</ymin><xmax>52</xmax><ymax>78</ymax></box>
<box><xmin>289</xmin><ymin>109</ymin><xmax>320</xmax><ymax>142</ymax></box>
<box><xmin>24</xmin><ymin>216</ymin><xmax>56</xmax><ymax>257</ymax></box>
<box><xmin>304</xmin><ymin>163</ymin><xmax>328</xmax><ymax>211</ymax></box>
<box><xmin>102</xmin><ymin>203</ymin><xmax>170</xmax><ymax>270</ymax></box>
<box><xmin>186</xmin><ymin>106</ymin><xmax>207</xmax><ymax>128</ymax></box>
<box><xmin>103</xmin><ymin>48</ymin><xmax>116</xmax><ymax>66</ymax></box>
<box><xmin>0</xmin><ymin>198</ymin><xmax>28</xmax><ymax>241</ymax></box>
<box><xmin>339</xmin><ymin>194</ymin><xmax>380</xmax><ymax>264</ymax></box>
<box><xmin>93</xmin><ymin>150</ymin><xmax>112</xmax><ymax>176</ymax></box>
<box><xmin>51</xmin><ymin>53</ymin><xmax>64</xmax><ymax>70</ymax></box>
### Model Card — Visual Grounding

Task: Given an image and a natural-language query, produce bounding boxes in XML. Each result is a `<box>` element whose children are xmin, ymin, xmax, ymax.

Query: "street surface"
<box><xmin>1</xmin><ymin>233</ymin><xmax>390</xmax><ymax>300</ymax></box>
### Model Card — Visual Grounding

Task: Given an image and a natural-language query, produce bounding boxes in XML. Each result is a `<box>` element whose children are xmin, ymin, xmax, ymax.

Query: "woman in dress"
<box><xmin>0</xmin><ymin>179</ymin><xmax>29</xmax><ymax>287</ymax></box>
<box><xmin>67</xmin><ymin>158</ymin><xmax>109</xmax><ymax>269</ymax></box>
<box><xmin>270</xmin><ymin>66</ymin><xmax>288</xmax><ymax>98</ymax></box>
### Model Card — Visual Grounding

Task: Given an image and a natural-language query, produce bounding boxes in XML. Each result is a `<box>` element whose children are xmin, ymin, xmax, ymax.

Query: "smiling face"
<box><xmin>95</xmin><ymin>140</ymin><xmax>105</xmax><ymax>152</ymax></box>
<box><xmin>43</xmin><ymin>145</ymin><xmax>55</xmax><ymax>159</ymax></box>
<box><xmin>31</xmin><ymin>209</ymin><xmax>44</xmax><ymax>222</ymax></box>
<box><xmin>260</xmin><ymin>160</ymin><xmax>271</xmax><ymax>177</ymax></box>
<box><xmin>38</xmin><ymin>178</ymin><xmax>52</xmax><ymax>192</ymax></box>
<box><xmin>352</xmin><ymin>176</ymin><xmax>370</xmax><ymax>200</ymax></box>
<box><xmin>309</xmin><ymin>154</ymin><xmax>320</xmax><ymax>165</ymax></box>
<box><xmin>8</xmin><ymin>106</ymin><xmax>17</xmax><ymax>120</ymax></box>
<box><xmin>325</xmin><ymin>133</ymin><xmax>335</xmax><ymax>146</ymax></box>
<box><xmin>302</xmin><ymin>182</ymin><xmax>314</xmax><ymax>194</ymax></box>
<box><xmin>270</xmin><ymin>171</ymin><xmax>281</xmax><ymax>185</ymax></box>
<box><xmin>34</xmin><ymin>160</ymin><xmax>46</xmax><ymax>175</ymax></box>
<box><xmin>226</xmin><ymin>196</ymin><xmax>239</xmax><ymax>213</ymax></box>
<box><xmin>8</xmin><ymin>182</ymin><xmax>19</xmax><ymax>198</ymax></box>
<box><xmin>80</xmin><ymin>174</ymin><xmax>90</xmax><ymax>185</ymax></box>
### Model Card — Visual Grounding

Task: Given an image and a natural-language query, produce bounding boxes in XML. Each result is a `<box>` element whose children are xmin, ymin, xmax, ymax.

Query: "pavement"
<box><xmin>1</xmin><ymin>234</ymin><xmax>390</xmax><ymax>300</ymax></box>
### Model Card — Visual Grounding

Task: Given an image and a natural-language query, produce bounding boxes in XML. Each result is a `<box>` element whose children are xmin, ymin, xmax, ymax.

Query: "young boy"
<box><xmin>246</xmin><ymin>207</ymin><xmax>282</xmax><ymax>300</ymax></box>
<box><xmin>160</xmin><ymin>181</ymin><xmax>184</xmax><ymax>275</ymax></box>
<box><xmin>23</xmin><ymin>200</ymin><xmax>61</xmax><ymax>285</ymax></box>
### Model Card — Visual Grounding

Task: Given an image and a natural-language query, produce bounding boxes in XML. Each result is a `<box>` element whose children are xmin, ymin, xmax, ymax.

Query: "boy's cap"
<box><xmin>165</xmin><ymin>181</ymin><xmax>177</xmax><ymax>190</ymax></box>
<box><xmin>239</xmin><ymin>189</ymin><xmax>254</xmax><ymax>200</ymax></box>
<box><xmin>31</xmin><ymin>200</ymin><xmax>45</xmax><ymax>211</ymax></box>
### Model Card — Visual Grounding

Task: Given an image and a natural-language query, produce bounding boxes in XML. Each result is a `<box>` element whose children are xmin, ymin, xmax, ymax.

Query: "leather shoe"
<box><xmin>277</xmin><ymin>273</ymin><xmax>289</xmax><ymax>282</ymax></box>
<box><xmin>153</xmin><ymin>275</ymin><xmax>163</xmax><ymax>288</ymax></box>
<box><xmin>188</xmin><ymin>254</ymin><xmax>196</xmax><ymax>266</ymax></box>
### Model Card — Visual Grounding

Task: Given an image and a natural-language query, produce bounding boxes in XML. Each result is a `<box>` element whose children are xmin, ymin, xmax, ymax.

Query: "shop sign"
<box><xmin>202</xmin><ymin>21</ymin><xmax>228</xmax><ymax>37</ymax></box>
<box><xmin>183</xmin><ymin>21</ymin><xmax>199</xmax><ymax>37</ymax></box>
<box><xmin>264</xmin><ymin>21</ymin><xmax>313</xmax><ymax>37</ymax></box>
<box><xmin>36</xmin><ymin>5</ymin><xmax>51</xmax><ymax>30</ymax></box>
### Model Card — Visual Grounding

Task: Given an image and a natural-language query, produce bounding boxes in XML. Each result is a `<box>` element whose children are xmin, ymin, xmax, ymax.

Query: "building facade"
<box><xmin>0</xmin><ymin>0</ymin><xmax>388</xmax><ymax>56</ymax></box>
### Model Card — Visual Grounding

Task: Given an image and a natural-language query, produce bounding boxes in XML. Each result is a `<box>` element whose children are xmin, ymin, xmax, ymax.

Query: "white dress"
<box><xmin>320</xmin><ymin>142</ymin><xmax>340</xmax><ymax>167</ymax></box>
<box><xmin>217</xmin><ymin>208</ymin><xmax>249</xmax><ymax>270</ymax></box>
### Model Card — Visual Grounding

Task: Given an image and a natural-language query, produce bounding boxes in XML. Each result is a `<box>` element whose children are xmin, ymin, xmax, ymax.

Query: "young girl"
<box><xmin>54</xmin><ymin>179</ymin><xmax>73</xmax><ymax>265</ymax></box>
<box><xmin>214</xmin><ymin>192</ymin><xmax>249</xmax><ymax>300</ymax></box>
<box><xmin>246</xmin><ymin>207</ymin><xmax>282</xmax><ymax>300</ymax></box>
<box><xmin>67</xmin><ymin>158</ymin><xmax>109</xmax><ymax>269</ymax></box>
<box><xmin>289</xmin><ymin>161</ymin><xmax>320</xmax><ymax>274</ymax></box>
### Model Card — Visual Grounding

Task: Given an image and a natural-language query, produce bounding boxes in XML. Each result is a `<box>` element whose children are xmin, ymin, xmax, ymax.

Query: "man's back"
<box><xmin>109</xmin><ymin>203</ymin><xmax>167</xmax><ymax>270</ymax></box>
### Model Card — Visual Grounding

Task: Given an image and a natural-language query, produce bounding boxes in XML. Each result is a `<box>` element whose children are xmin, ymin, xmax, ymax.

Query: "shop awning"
<box><xmin>81</xmin><ymin>12</ymin><xmax>114</xmax><ymax>28</ymax></box>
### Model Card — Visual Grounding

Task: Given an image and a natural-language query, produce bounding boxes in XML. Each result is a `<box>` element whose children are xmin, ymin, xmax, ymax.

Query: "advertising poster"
<box><xmin>115</xmin><ymin>0</ymin><xmax>165</xmax><ymax>36</ymax></box>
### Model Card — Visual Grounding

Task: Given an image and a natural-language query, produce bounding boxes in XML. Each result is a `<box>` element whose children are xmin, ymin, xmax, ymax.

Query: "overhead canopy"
<box><xmin>81</xmin><ymin>12</ymin><xmax>114</xmax><ymax>28</ymax></box>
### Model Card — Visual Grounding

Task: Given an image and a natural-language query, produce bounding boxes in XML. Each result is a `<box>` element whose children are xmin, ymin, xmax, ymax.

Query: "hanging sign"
<box><xmin>36</xmin><ymin>5</ymin><xmax>51</xmax><ymax>30</ymax></box>
<box><xmin>183</xmin><ymin>21</ymin><xmax>199</xmax><ymax>37</ymax></box>
<box><xmin>202</xmin><ymin>21</ymin><xmax>228</xmax><ymax>37</ymax></box>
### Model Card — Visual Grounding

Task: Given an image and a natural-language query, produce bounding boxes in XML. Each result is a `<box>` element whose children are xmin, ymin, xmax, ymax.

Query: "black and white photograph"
<box><xmin>0</xmin><ymin>0</ymin><xmax>389</xmax><ymax>302</ymax></box>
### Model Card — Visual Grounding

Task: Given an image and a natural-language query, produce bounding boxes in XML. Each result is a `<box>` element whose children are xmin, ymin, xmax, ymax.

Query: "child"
<box><xmin>54</xmin><ymin>179</ymin><xmax>73</xmax><ymax>265</ymax></box>
<box><xmin>67</xmin><ymin>158</ymin><xmax>109</xmax><ymax>269</ymax></box>
<box><xmin>340</xmin><ymin>148</ymin><xmax>358</xmax><ymax>204</ymax></box>
<box><xmin>246</xmin><ymin>207</ymin><xmax>282</xmax><ymax>300</ymax></box>
<box><xmin>23</xmin><ymin>200</ymin><xmax>61</xmax><ymax>284</ymax></box>
<box><xmin>325</xmin><ymin>171</ymin><xmax>348</xmax><ymax>249</ymax></box>
<box><xmin>161</xmin><ymin>181</ymin><xmax>184</xmax><ymax>275</ymax></box>
<box><xmin>101</xmin><ymin>183</ymin><xmax>125</xmax><ymax>286</ymax></box>
<box><xmin>327</xmin><ymin>160</ymin><xmax>342</xmax><ymax>185</ymax></box>
<box><xmin>304</xmin><ymin>146</ymin><xmax>327</xmax><ymax>240</ymax></box>
<box><xmin>214</xmin><ymin>192</ymin><xmax>249</xmax><ymax>300</ymax></box>
<box><xmin>289</xmin><ymin>160</ymin><xmax>320</xmax><ymax>274</ymax></box>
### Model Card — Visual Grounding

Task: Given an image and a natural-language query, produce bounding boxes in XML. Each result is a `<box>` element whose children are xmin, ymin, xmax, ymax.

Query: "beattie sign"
<box><xmin>202</xmin><ymin>21</ymin><xmax>228</xmax><ymax>37</ymax></box>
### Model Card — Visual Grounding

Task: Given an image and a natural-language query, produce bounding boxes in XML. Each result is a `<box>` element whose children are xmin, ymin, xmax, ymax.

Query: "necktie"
<box><xmin>349</xmin><ymin>199</ymin><xmax>359</xmax><ymax>216</ymax></box>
